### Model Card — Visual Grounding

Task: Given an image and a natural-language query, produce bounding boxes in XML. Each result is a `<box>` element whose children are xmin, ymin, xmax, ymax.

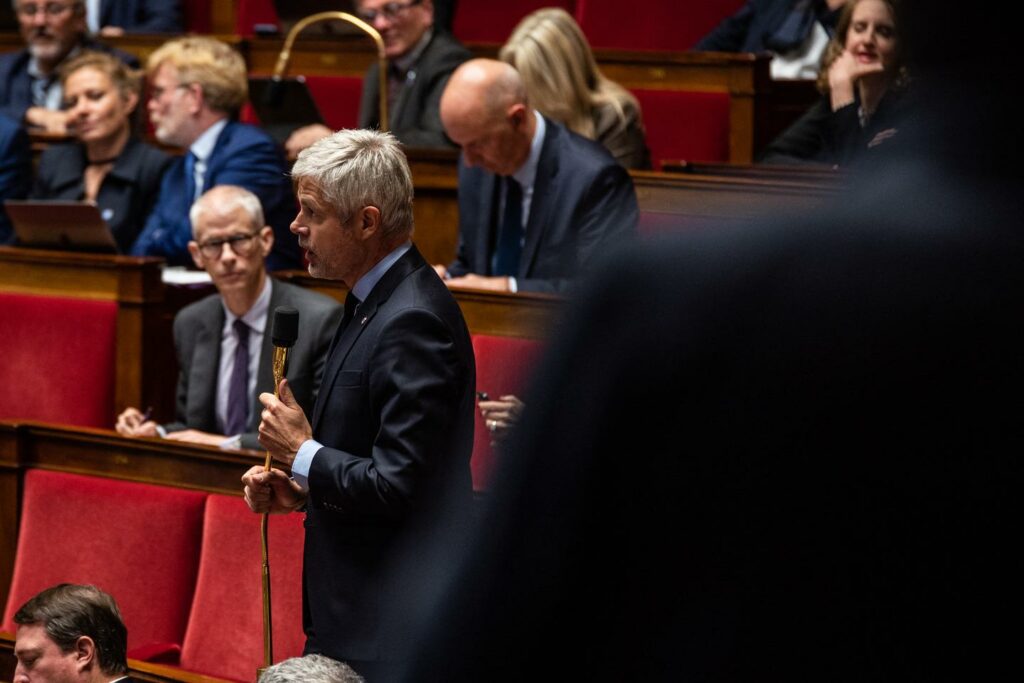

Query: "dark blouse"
<box><xmin>32</xmin><ymin>136</ymin><xmax>172</xmax><ymax>252</ymax></box>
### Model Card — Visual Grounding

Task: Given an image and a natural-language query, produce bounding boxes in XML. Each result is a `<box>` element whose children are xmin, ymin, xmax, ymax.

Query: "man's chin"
<box><xmin>28</xmin><ymin>42</ymin><xmax>64</xmax><ymax>63</ymax></box>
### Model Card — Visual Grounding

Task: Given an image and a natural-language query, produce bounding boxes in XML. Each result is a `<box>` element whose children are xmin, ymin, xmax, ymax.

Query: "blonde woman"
<box><xmin>499</xmin><ymin>8</ymin><xmax>651</xmax><ymax>169</ymax></box>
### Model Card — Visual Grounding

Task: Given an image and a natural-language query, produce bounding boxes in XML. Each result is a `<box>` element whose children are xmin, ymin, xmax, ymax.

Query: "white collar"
<box><xmin>190</xmin><ymin>118</ymin><xmax>228</xmax><ymax>161</ymax></box>
<box><xmin>511</xmin><ymin>110</ymin><xmax>545</xmax><ymax>190</ymax></box>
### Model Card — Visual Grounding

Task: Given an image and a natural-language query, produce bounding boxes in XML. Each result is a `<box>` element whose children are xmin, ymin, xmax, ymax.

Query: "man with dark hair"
<box><xmin>13</xmin><ymin>583</ymin><xmax>132</xmax><ymax>683</ymax></box>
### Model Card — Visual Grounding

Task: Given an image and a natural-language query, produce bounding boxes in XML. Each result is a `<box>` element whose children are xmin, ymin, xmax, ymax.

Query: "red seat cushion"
<box><xmin>632</xmin><ymin>89</ymin><xmax>731</xmax><ymax>168</ymax></box>
<box><xmin>575</xmin><ymin>0</ymin><xmax>747</xmax><ymax>51</ymax></box>
<box><xmin>1</xmin><ymin>471</ymin><xmax>207</xmax><ymax>656</ymax></box>
<box><xmin>304</xmin><ymin>75</ymin><xmax>364</xmax><ymax>131</ymax></box>
<box><xmin>178</xmin><ymin>495</ymin><xmax>306</xmax><ymax>682</ymax></box>
<box><xmin>0</xmin><ymin>293</ymin><xmax>117</xmax><ymax>428</ymax></box>
<box><xmin>471</xmin><ymin>334</ymin><xmax>544</xmax><ymax>491</ymax></box>
<box><xmin>454</xmin><ymin>0</ymin><xmax>575</xmax><ymax>44</ymax></box>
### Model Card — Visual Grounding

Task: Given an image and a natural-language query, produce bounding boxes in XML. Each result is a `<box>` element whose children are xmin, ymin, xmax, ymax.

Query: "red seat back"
<box><xmin>178</xmin><ymin>495</ymin><xmax>306</xmax><ymax>681</ymax></box>
<box><xmin>471</xmin><ymin>334</ymin><xmax>544</xmax><ymax>491</ymax></box>
<box><xmin>304</xmin><ymin>75</ymin><xmax>364</xmax><ymax>130</ymax></box>
<box><xmin>0</xmin><ymin>293</ymin><xmax>117</xmax><ymax>428</ymax></box>
<box><xmin>237</xmin><ymin>0</ymin><xmax>280</xmax><ymax>36</ymax></box>
<box><xmin>1</xmin><ymin>471</ymin><xmax>207</xmax><ymax>655</ymax></box>
<box><xmin>632</xmin><ymin>89</ymin><xmax>731</xmax><ymax>168</ymax></box>
<box><xmin>575</xmin><ymin>0</ymin><xmax>747</xmax><ymax>51</ymax></box>
<box><xmin>181</xmin><ymin>0</ymin><xmax>212</xmax><ymax>33</ymax></box>
<box><xmin>454</xmin><ymin>0</ymin><xmax>575</xmax><ymax>44</ymax></box>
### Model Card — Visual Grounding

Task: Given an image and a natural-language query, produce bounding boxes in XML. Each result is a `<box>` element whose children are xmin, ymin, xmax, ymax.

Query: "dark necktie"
<box><xmin>183</xmin><ymin>152</ymin><xmax>198</xmax><ymax>204</ymax></box>
<box><xmin>492</xmin><ymin>177</ymin><xmax>523</xmax><ymax>276</ymax></box>
<box><xmin>224</xmin><ymin>319</ymin><xmax>250</xmax><ymax>436</ymax></box>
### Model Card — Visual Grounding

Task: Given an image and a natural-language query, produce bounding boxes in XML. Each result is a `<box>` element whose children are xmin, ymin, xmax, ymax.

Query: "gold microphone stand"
<box><xmin>271</xmin><ymin>12</ymin><xmax>389</xmax><ymax>132</ymax></box>
<box><xmin>258</xmin><ymin>345</ymin><xmax>290</xmax><ymax>678</ymax></box>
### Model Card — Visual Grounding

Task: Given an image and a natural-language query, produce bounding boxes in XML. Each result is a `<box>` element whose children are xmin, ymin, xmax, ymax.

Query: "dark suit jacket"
<box><xmin>129</xmin><ymin>120</ymin><xmax>301</xmax><ymax>270</ymax></box>
<box><xmin>32</xmin><ymin>136</ymin><xmax>171</xmax><ymax>252</ymax></box>
<box><xmin>0</xmin><ymin>113</ymin><xmax>30</xmax><ymax>244</ymax></box>
<box><xmin>358</xmin><ymin>30</ymin><xmax>470</xmax><ymax>148</ymax></box>
<box><xmin>0</xmin><ymin>39</ymin><xmax>139</xmax><ymax>123</ymax></box>
<box><xmin>302</xmin><ymin>245</ymin><xmax>474</xmax><ymax>665</ymax></box>
<box><xmin>695</xmin><ymin>0</ymin><xmax>838</xmax><ymax>52</ymax></box>
<box><xmin>166</xmin><ymin>279</ymin><xmax>342</xmax><ymax>450</ymax></box>
<box><xmin>397</xmin><ymin>68</ymin><xmax>1024</xmax><ymax>681</ymax></box>
<box><xmin>448</xmin><ymin>116</ymin><xmax>639</xmax><ymax>293</ymax></box>
<box><xmin>99</xmin><ymin>0</ymin><xmax>182</xmax><ymax>33</ymax></box>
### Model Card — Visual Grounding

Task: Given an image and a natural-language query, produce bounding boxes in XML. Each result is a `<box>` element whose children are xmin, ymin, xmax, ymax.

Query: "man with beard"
<box><xmin>0</xmin><ymin>0</ymin><xmax>137</xmax><ymax>133</ymax></box>
<box><xmin>129</xmin><ymin>36</ymin><xmax>300</xmax><ymax>270</ymax></box>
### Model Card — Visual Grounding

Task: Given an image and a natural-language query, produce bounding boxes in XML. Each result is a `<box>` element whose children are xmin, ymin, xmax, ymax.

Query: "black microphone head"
<box><xmin>263</xmin><ymin>76</ymin><xmax>286</xmax><ymax>107</ymax></box>
<box><xmin>272</xmin><ymin>306</ymin><xmax>300</xmax><ymax>348</ymax></box>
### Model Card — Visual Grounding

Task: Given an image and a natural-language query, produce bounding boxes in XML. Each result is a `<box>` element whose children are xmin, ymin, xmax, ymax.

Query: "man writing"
<box><xmin>130</xmin><ymin>36</ymin><xmax>300</xmax><ymax>269</ymax></box>
<box><xmin>242</xmin><ymin>129</ymin><xmax>475</xmax><ymax>679</ymax></box>
<box><xmin>284</xmin><ymin>0</ymin><xmax>470</xmax><ymax>156</ymax></box>
<box><xmin>435</xmin><ymin>59</ymin><xmax>638</xmax><ymax>294</ymax></box>
<box><xmin>117</xmin><ymin>185</ymin><xmax>340</xmax><ymax>449</ymax></box>
<box><xmin>12</xmin><ymin>583</ymin><xmax>133</xmax><ymax>683</ymax></box>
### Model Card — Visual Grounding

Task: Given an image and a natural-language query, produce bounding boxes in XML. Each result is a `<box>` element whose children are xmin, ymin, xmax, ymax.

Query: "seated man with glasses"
<box><xmin>284</xmin><ymin>0</ymin><xmax>470</xmax><ymax>157</ymax></box>
<box><xmin>116</xmin><ymin>185</ymin><xmax>342</xmax><ymax>450</ymax></box>
<box><xmin>0</xmin><ymin>0</ymin><xmax>138</xmax><ymax>134</ymax></box>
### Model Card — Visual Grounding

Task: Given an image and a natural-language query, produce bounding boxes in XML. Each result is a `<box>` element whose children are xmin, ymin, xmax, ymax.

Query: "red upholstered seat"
<box><xmin>1</xmin><ymin>471</ymin><xmax>207</xmax><ymax>658</ymax></box>
<box><xmin>471</xmin><ymin>334</ymin><xmax>544</xmax><ymax>491</ymax></box>
<box><xmin>237</xmin><ymin>0</ymin><xmax>280</xmax><ymax>36</ymax></box>
<box><xmin>178</xmin><ymin>495</ymin><xmax>306</xmax><ymax>682</ymax></box>
<box><xmin>631</xmin><ymin>89</ymin><xmax>731</xmax><ymax>168</ymax></box>
<box><xmin>304</xmin><ymin>75</ymin><xmax>364</xmax><ymax>131</ymax></box>
<box><xmin>575</xmin><ymin>0</ymin><xmax>747</xmax><ymax>51</ymax></box>
<box><xmin>0</xmin><ymin>293</ymin><xmax>117</xmax><ymax>428</ymax></box>
<box><xmin>454</xmin><ymin>0</ymin><xmax>575</xmax><ymax>44</ymax></box>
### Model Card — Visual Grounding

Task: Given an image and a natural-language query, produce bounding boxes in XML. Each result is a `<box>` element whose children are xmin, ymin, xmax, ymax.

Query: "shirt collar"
<box><xmin>27</xmin><ymin>43</ymin><xmax>83</xmax><ymax>81</ymax></box>
<box><xmin>512</xmin><ymin>110</ymin><xmax>545</xmax><ymax>189</ymax></box>
<box><xmin>351</xmin><ymin>241</ymin><xmax>413</xmax><ymax>302</ymax></box>
<box><xmin>190</xmin><ymin>118</ymin><xmax>228</xmax><ymax>161</ymax></box>
<box><xmin>222</xmin><ymin>275</ymin><xmax>272</xmax><ymax>334</ymax></box>
<box><xmin>393</xmin><ymin>28</ymin><xmax>434</xmax><ymax>74</ymax></box>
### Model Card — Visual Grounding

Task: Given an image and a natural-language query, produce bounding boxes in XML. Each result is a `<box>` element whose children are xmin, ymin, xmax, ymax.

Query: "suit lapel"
<box><xmin>311</xmin><ymin>247</ymin><xmax>425</xmax><ymax>432</ymax></box>
<box><xmin>190</xmin><ymin>308</ymin><xmax>223</xmax><ymax>432</ymax></box>
<box><xmin>480</xmin><ymin>173</ymin><xmax>501</xmax><ymax>274</ymax></box>
<box><xmin>519</xmin><ymin>121</ymin><xmax>558</xmax><ymax>278</ymax></box>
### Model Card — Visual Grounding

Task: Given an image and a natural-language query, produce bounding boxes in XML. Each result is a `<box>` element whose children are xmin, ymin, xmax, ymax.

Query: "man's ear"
<box><xmin>508</xmin><ymin>103</ymin><xmax>527</xmax><ymax>129</ymax></box>
<box><xmin>258</xmin><ymin>225</ymin><xmax>275</xmax><ymax>254</ymax></box>
<box><xmin>187</xmin><ymin>240</ymin><xmax>205</xmax><ymax>270</ymax></box>
<box><xmin>73</xmin><ymin>636</ymin><xmax>96</xmax><ymax>672</ymax></box>
<box><xmin>359</xmin><ymin>206</ymin><xmax>382</xmax><ymax>240</ymax></box>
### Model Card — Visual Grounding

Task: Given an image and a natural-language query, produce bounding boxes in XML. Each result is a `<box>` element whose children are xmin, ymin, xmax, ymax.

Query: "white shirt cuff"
<box><xmin>508</xmin><ymin>276</ymin><xmax>518</xmax><ymax>293</ymax></box>
<box><xmin>291</xmin><ymin>438</ymin><xmax>322</xmax><ymax>491</ymax></box>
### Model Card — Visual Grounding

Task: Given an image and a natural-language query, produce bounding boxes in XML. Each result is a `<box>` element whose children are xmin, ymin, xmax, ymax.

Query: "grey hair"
<box><xmin>189</xmin><ymin>185</ymin><xmax>265</xmax><ymax>237</ymax></box>
<box><xmin>291</xmin><ymin>128</ymin><xmax>414</xmax><ymax>241</ymax></box>
<box><xmin>258</xmin><ymin>654</ymin><xmax>365</xmax><ymax>683</ymax></box>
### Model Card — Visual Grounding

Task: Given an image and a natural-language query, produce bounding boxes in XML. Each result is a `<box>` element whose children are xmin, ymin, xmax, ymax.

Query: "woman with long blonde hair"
<box><xmin>499</xmin><ymin>8</ymin><xmax>651</xmax><ymax>169</ymax></box>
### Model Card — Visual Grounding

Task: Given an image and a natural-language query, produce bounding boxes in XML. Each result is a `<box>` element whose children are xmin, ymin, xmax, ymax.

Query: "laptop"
<box><xmin>4</xmin><ymin>200</ymin><xmax>119</xmax><ymax>254</ymax></box>
<box><xmin>248</xmin><ymin>76</ymin><xmax>326</xmax><ymax>145</ymax></box>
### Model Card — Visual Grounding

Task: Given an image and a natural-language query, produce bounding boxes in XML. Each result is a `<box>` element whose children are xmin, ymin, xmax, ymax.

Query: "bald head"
<box><xmin>440</xmin><ymin>59</ymin><xmax>536</xmax><ymax>176</ymax></box>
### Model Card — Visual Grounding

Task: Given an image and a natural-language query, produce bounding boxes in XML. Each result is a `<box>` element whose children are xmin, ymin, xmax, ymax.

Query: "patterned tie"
<box><xmin>492</xmin><ymin>177</ymin><xmax>523</xmax><ymax>276</ymax></box>
<box><xmin>224</xmin><ymin>319</ymin><xmax>250</xmax><ymax>436</ymax></box>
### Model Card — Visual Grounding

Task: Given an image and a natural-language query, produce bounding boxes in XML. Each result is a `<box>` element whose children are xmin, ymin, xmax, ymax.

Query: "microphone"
<box><xmin>271</xmin><ymin>306</ymin><xmax>299</xmax><ymax>398</ymax></box>
<box><xmin>262</xmin><ymin>75</ymin><xmax>286</xmax><ymax>108</ymax></box>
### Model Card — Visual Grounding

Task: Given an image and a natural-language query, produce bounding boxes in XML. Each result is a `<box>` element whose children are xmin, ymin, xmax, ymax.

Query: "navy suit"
<box><xmin>130</xmin><ymin>121</ymin><xmax>301</xmax><ymax>270</ymax></box>
<box><xmin>302</xmin><ymin>245</ymin><xmax>474</xmax><ymax>670</ymax></box>
<box><xmin>0</xmin><ymin>114</ymin><xmax>31</xmax><ymax>244</ymax></box>
<box><xmin>0</xmin><ymin>39</ymin><xmax>138</xmax><ymax>123</ymax></box>
<box><xmin>695</xmin><ymin>0</ymin><xmax>838</xmax><ymax>53</ymax></box>
<box><xmin>99</xmin><ymin>0</ymin><xmax>182</xmax><ymax>33</ymax></box>
<box><xmin>448</xmin><ymin>116</ymin><xmax>638</xmax><ymax>293</ymax></box>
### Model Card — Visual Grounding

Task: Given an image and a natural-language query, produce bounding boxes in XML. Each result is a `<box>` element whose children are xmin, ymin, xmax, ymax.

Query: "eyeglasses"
<box><xmin>357</xmin><ymin>0</ymin><xmax>423</xmax><ymax>23</ymax></box>
<box><xmin>16</xmin><ymin>2</ymin><xmax>76</xmax><ymax>18</ymax></box>
<box><xmin>149</xmin><ymin>84</ymin><xmax>190</xmax><ymax>101</ymax></box>
<box><xmin>197</xmin><ymin>232</ymin><xmax>261</xmax><ymax>259</ymax></box>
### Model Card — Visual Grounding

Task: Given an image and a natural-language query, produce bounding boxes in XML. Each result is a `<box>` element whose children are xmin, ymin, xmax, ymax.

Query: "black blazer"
<box><xmin>358</xmin><ymin>31</ymin><xmax>471</xmax><ymax>148</ymax></box>
<box><xmin>167</xmin><ymin>279</ymin><xmax>342</xmax><ymax>450</ymax></box>
<box><xmin>448</xmin><ymin>116</ymin><xmax>639</xmax><ymax>293</ymax></box>
<box><xmin>0</xmin><ymin>113</ymin><xmax>30</xmax><ymax>243</ymax></box>
<box><xmin>302</xmin><ymin>245</ymin><xmax>474</xmax><ymax>664</ymax></box>
<box><xmin>99</xmin><ymin>0</ymin><xmax>182</xmax><ymax>33</ymax></box>
<box><xmin>695</xmin><ymin>0</ymin><xmax>838</xmax><ymax>52</ymax></box>
<box><xmin>32</xmin><ymin>137</ymin><xmax>171</xmax><ymax>252</ymax></box>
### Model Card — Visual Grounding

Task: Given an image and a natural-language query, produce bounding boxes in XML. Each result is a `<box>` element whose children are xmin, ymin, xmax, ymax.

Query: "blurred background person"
<box><xmin>0</xmin><ymin>113</ymin><xmax>32</xmax><ymax>244</ymax></box>
<box><xmin>499</xmin><ymin>7</ymin><xmax>651</xmax><ymax>170</ymax></box>
<box><xmin>31</xmin><ymin>51</ymin><xmax>171</xmax><ymax>253</ymax></box>
<box><xmin>695</xmin><ymin>0</ymin><xmax>847</xmax><ymax>79</ymax></box>
<box><xmin>0</xmin><ymin>0</ymin><xmax>138</xmax><ymax>134</ymax></box>
<box><xmin>760</xmin><ymin>0</ymin><xmax>906</xmax><ymax>165</ymax></box>
<box><xmin>87</xmin><ymin>0</ymin><xmax>183</xmax><ymax>37</ymax></box>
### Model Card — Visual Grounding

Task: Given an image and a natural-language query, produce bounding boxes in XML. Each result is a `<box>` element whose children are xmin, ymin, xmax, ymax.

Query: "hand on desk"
<box><xmin>164</xmin><ymin>429</ymin><xmax>229</xmax><ymax>447</ymax></box>
<box><xmin>285</xmin><ymin>124</ymin><xmax>333</xmax><ymax>159</ymax></box>
<box><xmin>115</xmin><ymin>407</ymin><xmax>158</xmax><ymax>437</ymax></box>
<box><xmin>242</xmin><ymin>466</ymin><xmax>307</xmax><ymax>514</ymax></box>
<box><xmin>259</xmin><ymin>379</ymin><xmax>312</xmax><ymax>468</ymax></box>
<box><xmin>445</xmin><ymin>274</ymin><xmax>512</xmax><ymax>292</ymax></box>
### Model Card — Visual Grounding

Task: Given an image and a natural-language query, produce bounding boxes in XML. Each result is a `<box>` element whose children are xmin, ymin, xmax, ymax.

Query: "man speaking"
<box><xmin>242</xmin><ymin>129</ymin><xmax>475</xmax><ymax>679</ymax></box>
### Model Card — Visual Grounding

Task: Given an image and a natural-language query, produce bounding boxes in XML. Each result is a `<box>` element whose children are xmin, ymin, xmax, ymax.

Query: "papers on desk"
<box><xmin>161</xmin><ymin>267</ymin><xmax>212</xmax><ymax>285</ymax></box>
